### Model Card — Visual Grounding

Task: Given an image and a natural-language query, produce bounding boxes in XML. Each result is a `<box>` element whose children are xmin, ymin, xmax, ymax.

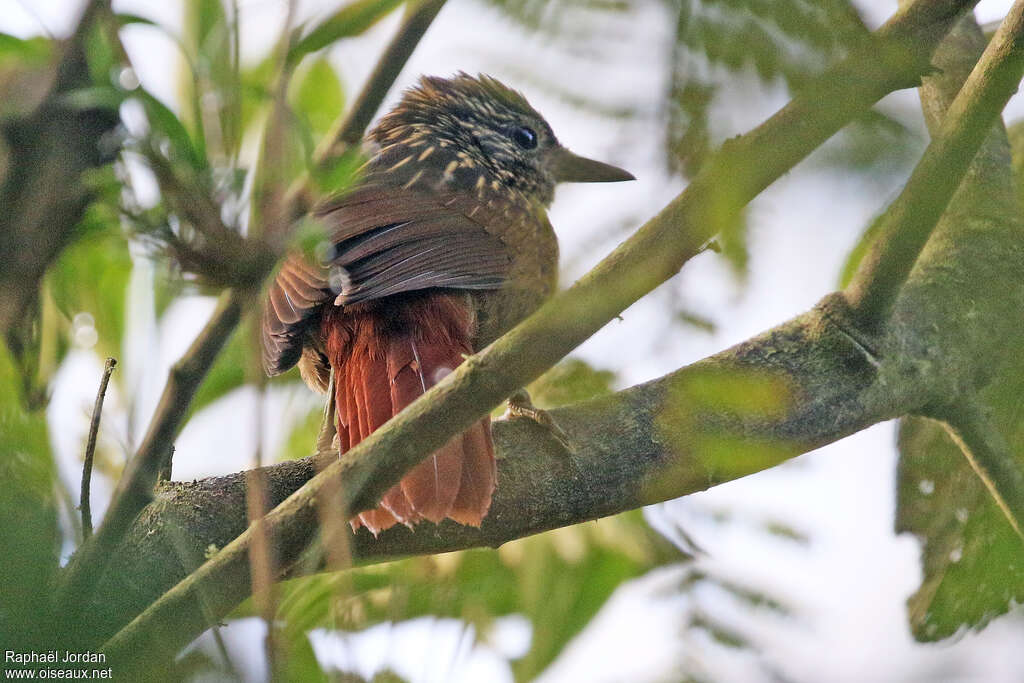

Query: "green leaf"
<box><xmin>289</xmin><ymin>0</ymin><xmax>405</xmax><ymax>65</ymax></box>
<box><xmin>240</xmin><ymin>53</ymin><xmax>276</xmax><ymax>137</ymax></box>
<box><xmin>276</xmin><ymin>630</ymin><xmax>328</xmax><ymax>682</ymax></box>
<box><xmin>290</xmin><ymin>57</ymin><xmax>345</xmax><ymax>139</ymax></box>
<box><xmin>114</xmin><ymin>13</ymin><xmax>159</xmax><ymax>28</ymax></box>
<box><xmin>0</xmin><ymin>33</ymin><xmax>53</xmax><ymax>64</ymax></box>
<box><xmin>897</xmin><ymin>381</ymin><xmax>1024</xmax><ymax>640</ymax></box>
<box><xmin>137</xmin><ymin>88</ymin><xmax>207</xmax><ymax>170</ymax></box>
<box><xmin>312</xmin><ymin>147</ymin><xmax>365</xmax><ymax>195</ymax></box>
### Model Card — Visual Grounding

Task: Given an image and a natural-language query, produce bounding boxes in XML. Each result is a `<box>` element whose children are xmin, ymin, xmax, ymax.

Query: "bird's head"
<box><xmin>368</xmin><ymin>73</ymin><xmax>634</xmax><ymax>206</ymax></box>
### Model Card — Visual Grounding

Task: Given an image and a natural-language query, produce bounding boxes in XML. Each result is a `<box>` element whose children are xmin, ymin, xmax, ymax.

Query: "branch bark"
<box><xmin>96</xmin><ymin>0</ymin><xmax>981</xmax><ymax>669</ymax></box>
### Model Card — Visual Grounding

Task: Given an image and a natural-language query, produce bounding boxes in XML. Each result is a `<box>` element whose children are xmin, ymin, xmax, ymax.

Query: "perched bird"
<box><xmin>262</xmin><ymin>73</ymin><xmax>633</xmax><ymax>535</ymax></box>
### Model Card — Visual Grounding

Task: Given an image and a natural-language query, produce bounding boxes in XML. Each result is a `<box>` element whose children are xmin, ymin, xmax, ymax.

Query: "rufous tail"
<box><xmin>322</xmin><ymin>292</ymin><xmax>496</xmax><ymax>535</ymax></box>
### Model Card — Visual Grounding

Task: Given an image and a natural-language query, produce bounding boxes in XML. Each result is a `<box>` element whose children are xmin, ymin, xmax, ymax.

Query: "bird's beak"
<box><xmin>548</xmin><ymin>147</ymin><xmax>635</xmax><ymax>183</ymax></box>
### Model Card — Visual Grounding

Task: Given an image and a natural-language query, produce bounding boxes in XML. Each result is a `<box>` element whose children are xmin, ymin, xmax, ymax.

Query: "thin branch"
<box><xmin>59</xmin><ymin>291</ymin><xmax>243</xmax><ymax>613</ymax></box>
<box><xmin>844</xmin><ymin>0</ymin><xmax>1024</xmax><ymax>330</ymax></box>
<box><xmin>314</xmin><ymin>0</ymin><xmax>447</xmax><ymax>164</ymax></box>
<box><xmin>97</xmin><ymin>0</ymin><xmax>977</xmax><ymax>667</ymax></box>
<box><xmin>941</xmin><ymin>400</ymin><xmax>1024</xmax><ymax>542</ymax></box>
<box><xmin>286</xmin><ymin>0</ymin><xmax>449</xmax><ymax>216</ymax></box>
<box><xmin>80</xmin><ymin>357</ymin><xmax>117</xmax><ymax>539</ymax></box>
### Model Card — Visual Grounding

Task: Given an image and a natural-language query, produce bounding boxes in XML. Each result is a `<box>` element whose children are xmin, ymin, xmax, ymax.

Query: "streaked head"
<box><xmin>369</xmin><ymin>72</ymin><xmax>633</xmax><ymax>206</ymax></box>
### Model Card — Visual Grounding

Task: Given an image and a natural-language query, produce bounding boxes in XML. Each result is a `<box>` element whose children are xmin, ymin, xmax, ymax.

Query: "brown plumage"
<box><xmin>261</xmin><ymin>73</ymin><xmax>633</xmax><ymax>535</ymax></box>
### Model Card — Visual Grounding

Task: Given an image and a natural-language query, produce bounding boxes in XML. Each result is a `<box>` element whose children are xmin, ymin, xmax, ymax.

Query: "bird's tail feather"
<box><xmin>323</xmin><ymin>294</ymin><xmax>496</xmax><ymax>535</ymax></box>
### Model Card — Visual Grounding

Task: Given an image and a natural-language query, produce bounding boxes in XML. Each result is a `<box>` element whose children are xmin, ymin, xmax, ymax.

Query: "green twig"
<box><xmin>845</xmin><ymin>0</ymin><xmax>1024</xmax><ymax>330</ymax></box>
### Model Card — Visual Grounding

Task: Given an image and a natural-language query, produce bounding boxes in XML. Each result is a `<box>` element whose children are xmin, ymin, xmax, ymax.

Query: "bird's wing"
<box><xmin>261</xmin><ymin>254</ymin><xmax>332</xmax><ymax>376</ymax></box>
<box><xmin>316</xmin><ymin>181</ymin><xmax>514</xmax><ymax>306</ymax></box>
<box><xmin>261</xmin><ymin>181</ymin><xmax>517</xmax><ymax>376</ymax></box>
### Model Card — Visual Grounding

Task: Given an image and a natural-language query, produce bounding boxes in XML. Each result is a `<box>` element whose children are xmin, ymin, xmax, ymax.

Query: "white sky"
<box><xmin>7</xmin><ymin>0</ymin><xmax>1024</xmax><ymax>681</ymax></box>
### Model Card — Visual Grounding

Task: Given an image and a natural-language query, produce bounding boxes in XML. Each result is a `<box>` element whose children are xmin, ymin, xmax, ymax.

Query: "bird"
<box><xmin>261</xmin><ymin>73</ymin><xmax>633</xmax><ymax>535</ymax></box>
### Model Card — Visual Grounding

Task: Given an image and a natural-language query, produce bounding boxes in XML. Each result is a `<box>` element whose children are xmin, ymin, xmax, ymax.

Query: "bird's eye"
<box><xmin>510</xmin><ymin>126</ymin><xmax>537</xmax><ymax>150</ymax></box>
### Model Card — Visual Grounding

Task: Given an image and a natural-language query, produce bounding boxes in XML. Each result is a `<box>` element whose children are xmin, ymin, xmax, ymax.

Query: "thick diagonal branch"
<box><xmin>96</xmin><ymin>299</ymin><xmax>900</xmax><ymax>663</ymax></box>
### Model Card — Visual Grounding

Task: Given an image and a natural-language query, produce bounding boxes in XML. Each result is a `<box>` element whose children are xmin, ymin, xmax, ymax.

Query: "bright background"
<box><xmin>5</xmin><ymin>0</ymin><xmax>1024</xmax><ymax>680</ymax></box>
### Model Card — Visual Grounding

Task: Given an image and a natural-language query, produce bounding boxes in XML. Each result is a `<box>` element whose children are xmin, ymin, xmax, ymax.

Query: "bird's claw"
<box><xmin>504</xmin><ymin>389</ymin><xmax>576</xmax><ymax>454</ymax></box>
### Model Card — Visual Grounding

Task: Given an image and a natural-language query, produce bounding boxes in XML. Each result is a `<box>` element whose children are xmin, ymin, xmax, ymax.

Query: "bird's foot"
<box><xmin>503</xmin><ymin>389</ymin><xmax>575</xmax><ymax>455</ymax></box>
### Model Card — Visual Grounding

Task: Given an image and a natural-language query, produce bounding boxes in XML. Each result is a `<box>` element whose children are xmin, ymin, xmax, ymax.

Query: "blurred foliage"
<box><xmin>666</xmin><ymin>0</ymin><xmax>871</xmax><ymax>174</ymax></box>
<box><xmin>526</xmin><ymin>357</ymin><xmax>616</xmax><ymax>409</ymax></box>
<box><xmin>491</xmin><ymin>0</ymin><xmax>919</xmax><ymax>285</ymax></box>
<box><xmin>46</xmin><ymin>170</ymin><xmax>131</xmax><ymax>365</ymax></box>
<box><xmin>291</xmin><ymin>58</ymin><xmax>346</xmax><ymax>141</ymax></box>
<box><xmin>289</xmin><ymin>0</ymin><xmax>404</xmax><ymax>66</ymax></box>
<box><xmin>231</xmin><ymin>509</ymin><xmax>682</xmax><ymax>682</ymax></box>
<box><xmin>656</xmin><ymin>365</ymin><xmax>803</xmax><ymax>497</ymax></box>
<box><xmin>0</xmin><ymin>346</ymin><xmax>59</xmax><ymax>651</ymax></box>
<box><xmin>0</xmin><ymin>32</ymin><xmax>56</xmax><ymax>120</ymax></box>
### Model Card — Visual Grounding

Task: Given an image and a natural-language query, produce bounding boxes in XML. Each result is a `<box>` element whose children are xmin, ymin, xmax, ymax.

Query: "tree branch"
<box><xmin>80</xmin><ymin>357</ymin><xmax>117</xmax><ymax>539</ymax></box>
<box><xmin>96</xmin><ymin>299</ymin><xmax>896</xmax><ymax>663</ymax></box>
<box><xmin>844</xmin><ymin>0</ymin><xmax>1024</xmax><ymax>332</ymax></box>
<box><xmin>96</xmin><ymin>0</ymin><xmax>978</xmax><ymax>668</ymax></box>
<box><xmin>287</xmin><ymin>0</ymin><xmax>449</xmax><ymax>216</ymax></box>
